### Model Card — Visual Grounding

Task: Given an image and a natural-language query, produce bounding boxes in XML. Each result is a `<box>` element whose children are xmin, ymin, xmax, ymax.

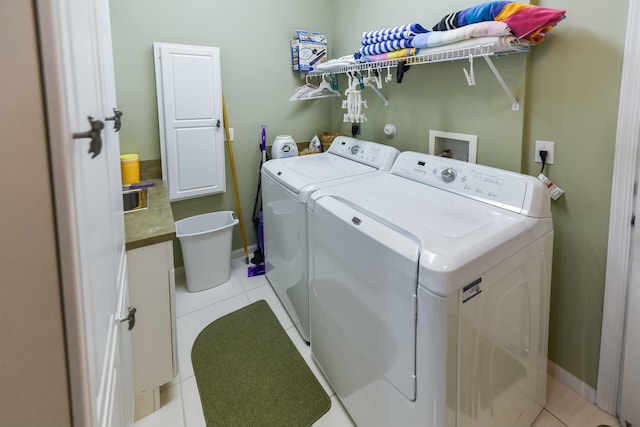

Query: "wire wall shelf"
<box><xmin>304</xmin><ymin>41</ymin><xmax>530</xmax><ymax>110</ymax></box>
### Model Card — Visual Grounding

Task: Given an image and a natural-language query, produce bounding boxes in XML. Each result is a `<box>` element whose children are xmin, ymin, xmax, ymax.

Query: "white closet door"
<box><xmin>154</xmin><ymin>43</ymin><xmax>226</xmax><ymax>201</ymax></box>
<box><xmin>36</xmin><ymin>0</ymin><xmax>133</xmax><ymax>424</ymax></box>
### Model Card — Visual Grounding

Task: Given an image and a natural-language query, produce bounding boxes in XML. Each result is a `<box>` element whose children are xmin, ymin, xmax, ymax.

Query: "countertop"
<box><xmin>124</xmin><ymin>179</ymin><xmax>176</xmax><ymax>251</ymax></box>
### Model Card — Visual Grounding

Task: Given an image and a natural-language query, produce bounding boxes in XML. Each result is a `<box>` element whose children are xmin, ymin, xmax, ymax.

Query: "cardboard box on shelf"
<box><xmin>291</xmin><ymin>30</ymin><xmax>327</xmax><ymax>72</ymax></box>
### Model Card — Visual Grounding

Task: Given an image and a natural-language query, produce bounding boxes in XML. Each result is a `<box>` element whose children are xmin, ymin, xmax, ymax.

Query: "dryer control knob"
<box><xmin>351</xmin><ymin>145</ymin><xmax>360</xmax><ymax>155</ymax></box>
<box><xmin>441</xmin><ymin>168</ymin><xmax>457</xmax><ymax>183</ymax></box>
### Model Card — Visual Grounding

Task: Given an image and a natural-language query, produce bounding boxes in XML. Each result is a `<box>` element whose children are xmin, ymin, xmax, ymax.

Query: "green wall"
<box><xmin>109</xmin><ymin>0</ymin><xmax>629</xmax><ymax>391</ymax></box>
<box><xmin>109</xmin><ymin>0</ymin><xmax>334</xmax><ymax>263</ymax></box>
<box><xmin>523</xmin><ymin>1</ymin><xmax>628</xmax><ymax>388</ymax></box>
<box><xmin>327</xmin><ymin>0</ymin><xmax>528</xmax><ymax>172</ymax></box>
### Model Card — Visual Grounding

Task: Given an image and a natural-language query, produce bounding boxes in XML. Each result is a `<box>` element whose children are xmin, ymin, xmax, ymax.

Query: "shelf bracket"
<box><xmin>482</xmin><ymin>55</ymin><xmax>519</xmax><ymax>111</ymax></box>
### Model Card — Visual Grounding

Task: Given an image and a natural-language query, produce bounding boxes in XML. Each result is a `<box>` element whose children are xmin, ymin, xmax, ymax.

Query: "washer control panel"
<box><xmin>391</xmin><ymin>151</ymin><xmax>532</xmax><ymax>213</ymax></box>
<box><xmin>328</xmin><ymin>136</ymin><xmax>399</xmax><ymax>170</ymax></box>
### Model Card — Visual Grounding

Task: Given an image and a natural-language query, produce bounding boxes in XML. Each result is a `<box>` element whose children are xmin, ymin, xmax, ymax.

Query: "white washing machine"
<box><xmin>307</xmin><ymin>151</ymin><xmax>553</xmax><ymax>427</ymax></box>
<box><xmin>261</xmin><ymin>136</ymin><xmax>399</xmax><ymax>342</ymax></box>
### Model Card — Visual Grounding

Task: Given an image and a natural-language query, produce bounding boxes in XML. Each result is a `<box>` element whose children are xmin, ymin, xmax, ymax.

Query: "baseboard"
<box><xmin>231</xmin><ymin>244</ymin><xmax>259</xmax><ymax>261</ymax></box>
<box><xmin>548</xmin><ymin>360</ymin><xmax>597</xmax><ymax>404</ymax></box>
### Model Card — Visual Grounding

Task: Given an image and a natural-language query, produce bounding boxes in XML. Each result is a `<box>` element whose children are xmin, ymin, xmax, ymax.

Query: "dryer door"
<box><xmin>309</xmin><ymin>196</ymin><xmax>419</xmax><ymax>402</ymax></box>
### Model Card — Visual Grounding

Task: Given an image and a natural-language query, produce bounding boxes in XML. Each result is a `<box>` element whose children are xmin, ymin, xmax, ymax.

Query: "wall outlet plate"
<box><xmin>535</xmin><ymin>140</ymin><xmax>555</xmax><ymax>164</ymax></box>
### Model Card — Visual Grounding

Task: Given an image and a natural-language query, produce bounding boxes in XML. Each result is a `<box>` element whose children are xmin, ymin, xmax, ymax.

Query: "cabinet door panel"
<box><xmin>154</xmin><ymin>43</ymin><xmax>225</xmax><ymax>201</ymax></box>
<box><xmin>128</xmin><ymin>241</ymin><xmax>175</xmax><ymax>419</ymax></box>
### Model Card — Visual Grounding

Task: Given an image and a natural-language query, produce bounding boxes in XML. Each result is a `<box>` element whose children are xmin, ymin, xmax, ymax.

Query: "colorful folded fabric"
<box><xmin>361</xmin><ymin>31</ymin><xmax>421</xmax><ymax>45</ymax></box>
<box><xmin>361</xmin><ymin>23</ymin><xmax>428</xmax><ymax>40</ymax></box>
<box><xmin>357</xmin><ymin>48</ymin><xmax>419</xmax><ymax>63</ymax></box>
<box><xmin>433</xmin><ymin>1</ymin><xmax>511</xmax><ymax>30</ymax></box>
<box><xmin>358</xmin><ymin>39</ymin><xmax>414</xmax><ymax>56</ymax></box>
<box><xmin>412</xmin><ymin>21</ymin><xmax>511</xmax><ymax>49</ymax></box>
<box><xmin>432</xmin><ymin>1</ymin><xmax>565</xmax><ymax>45</ymax></box>
<box><xmin>411</xmin><ymin>36</ymin><xmax>526</xmax><ymax>57</ymax></box>
<box><xmin>499</xmin><ymin>6</ymin><xmax>566</xmax><ymax>43</ymax></box>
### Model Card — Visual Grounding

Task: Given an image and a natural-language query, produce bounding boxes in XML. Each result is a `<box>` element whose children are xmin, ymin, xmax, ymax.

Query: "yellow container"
<box><xmin>120</xmin><ymin>154</ymin><xmax>140</xmax><ymax>185</ymax></box>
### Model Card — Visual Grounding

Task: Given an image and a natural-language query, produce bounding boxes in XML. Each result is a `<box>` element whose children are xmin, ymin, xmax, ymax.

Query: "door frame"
<box><xmin>597</xmin><ymin>0</ymin><xmax>640</xmax><ymax>415</ymax></box>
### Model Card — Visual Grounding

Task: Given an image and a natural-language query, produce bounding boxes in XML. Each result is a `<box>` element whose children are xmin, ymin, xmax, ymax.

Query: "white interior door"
<box><xmin>36</xmin><ymin>0</ymin><xmax>133</xmax><ymax>425</ymax></box>
<box><xmin>154</xmin><ymin>42</ymin><xmax>226</xmax><ymax>201</ymax></box>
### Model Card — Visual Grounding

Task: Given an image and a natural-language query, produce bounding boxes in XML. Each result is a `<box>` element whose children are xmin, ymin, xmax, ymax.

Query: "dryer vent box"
<box><xmin>429</xmin><ymin>130</ymin><xmax>478</xmax><ymax>163</ymax></box>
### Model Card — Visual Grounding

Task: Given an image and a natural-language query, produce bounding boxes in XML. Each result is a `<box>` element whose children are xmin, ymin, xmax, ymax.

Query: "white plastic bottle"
<box><xmin>271</xmin><ymin>135</ymin><xmax>298</xmax><ymax>159</ymax></box>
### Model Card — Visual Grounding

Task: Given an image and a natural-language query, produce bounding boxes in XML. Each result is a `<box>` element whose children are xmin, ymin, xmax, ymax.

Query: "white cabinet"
<box><xmin>154</xmin><ymin>42</ymin><xmax>226</xmax><ymax>201</ymax></box>
<box><xmin>127</xmin><ymin>241</ymin><xmax>177</xmax><ymax>420</ymax></box>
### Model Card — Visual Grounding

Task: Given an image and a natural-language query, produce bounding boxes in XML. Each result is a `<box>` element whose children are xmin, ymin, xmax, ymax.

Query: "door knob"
<box><xmin>73</xmin><ymin>116</ymin><xmax>104</xmax><ymax>158</ymax></box>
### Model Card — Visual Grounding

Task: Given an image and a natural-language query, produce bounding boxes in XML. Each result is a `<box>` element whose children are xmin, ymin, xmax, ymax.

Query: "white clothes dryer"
<box><xmin>307</xmin><ymin>151</ymin><xmax>553</xmax><ymax>427</ymax></box>
<box><xmin>261</xmin><ymin>136</ymin><xmax>399</xmax><ymax>342</ymax></box>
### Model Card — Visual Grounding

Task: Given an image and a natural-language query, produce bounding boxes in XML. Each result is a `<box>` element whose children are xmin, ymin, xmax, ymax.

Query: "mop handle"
<box><xmin>261</xmin><ymin>125</ymin><xmax>267</xmax><ymax>163</ymax></box>
<box><xmin>222</xmin><ymin>93</ymin><xmax>249</xmax><ymax>263</ymax></box>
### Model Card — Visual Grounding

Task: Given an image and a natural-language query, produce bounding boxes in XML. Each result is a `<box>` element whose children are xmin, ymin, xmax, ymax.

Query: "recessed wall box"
<box><xmin>429</xmin><ymin>130</ymin><xmax>478</xmax><ymax>163</ymax></box>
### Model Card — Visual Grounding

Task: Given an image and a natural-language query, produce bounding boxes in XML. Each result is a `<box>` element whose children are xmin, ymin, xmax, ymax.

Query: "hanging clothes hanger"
<box><xmin>385</xmin><ymin>65</ymin><xmax>393</xmax><ymax>83</ymax></box>
<box><xmin>463</xmin><ymin>55</ymin><xmax>476</xmax><ymax>86</ymax></box>
<box><xmin>362</xmin><ymin>69</ymin><xmax>388</xmax><ymax>106</ymax></box>
<box><xmin>328</xmin><ymin>73</ymin><xmax>339</xmax><ymax>91</ymax></box>
<box><xmin>303</xmin><ymin>74</ymin><xmax>341</xmax><ymax>99</ymax></box>
<box><xmin>342</xmin><ymin>72</ymin><xmax>368</xmax><ymax>123</ymax></box>
<box><xmin>364</xmin><ymin>81</ymin><xmax>388</xmax><ymax>106</ymax></box>
<box><xmin>289</xmin><ymin>75</ymin><xmax>318</xmax><ymax>101</ymax></box>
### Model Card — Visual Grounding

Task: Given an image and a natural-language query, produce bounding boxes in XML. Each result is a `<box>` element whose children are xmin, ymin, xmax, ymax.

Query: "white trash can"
<box><xmin>176</xmin><ymin>211</ymin><xmax>239</xmax><ymax>292</ymax></box>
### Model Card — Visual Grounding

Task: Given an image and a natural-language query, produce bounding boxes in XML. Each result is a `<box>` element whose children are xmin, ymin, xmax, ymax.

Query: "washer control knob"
<box><xmin>441</xmin><ymin>168</ymin><xmax>457</xmax><ymax>183</ymax></box>
<box><xmin>351</xmin><ymin>145</ymin><xmax>360</xmax><ymax>155</ymax></box>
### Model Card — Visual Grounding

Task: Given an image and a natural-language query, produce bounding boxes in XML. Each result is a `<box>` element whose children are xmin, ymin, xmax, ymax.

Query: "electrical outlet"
<box><xmin>351</xmin><ymin>123</ymin><xmax>361</xmax><ymax>136</ymax></box>
<box><xmin>535</xmin><ymin>140</ymin><xmax>555</xmax><ymax>164</ymax></box>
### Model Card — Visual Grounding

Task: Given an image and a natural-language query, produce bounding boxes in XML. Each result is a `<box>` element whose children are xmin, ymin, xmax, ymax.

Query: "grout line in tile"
<box><xmin>174</xmin><ymin>292</ymin><xmax>245</xmax><ymax>319</ymax></box>
<box><xmin>174</xmin><ymin>255</ymin><xmax>619</xmax><ymax>427</ymax></box>
<box><xmin>546</xmin><ymin>409</ymin><xmax>568</xmax><ymax>427</ymax></box>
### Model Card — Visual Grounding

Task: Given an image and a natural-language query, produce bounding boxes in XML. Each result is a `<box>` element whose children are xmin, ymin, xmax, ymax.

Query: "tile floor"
<box><xmin>135</xmin><ymin>256</ymin><xmax>621</xmax><ymax>427</ymax></box>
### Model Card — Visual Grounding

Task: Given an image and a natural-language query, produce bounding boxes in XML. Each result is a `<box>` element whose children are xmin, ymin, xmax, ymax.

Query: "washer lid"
<box><xmin>308</xmin><ymin>170</ymin><xmax>552</xmax><ymax>297</ymax></box>
<box><xmin>261</xmin><ymin>136</ymin><xmax>399</xmax><ymax>197</ymax></box>
<box><xmin>262</xmin><ymin>153</ymin><xmax>376</xmax><ymax>196</ymax></box>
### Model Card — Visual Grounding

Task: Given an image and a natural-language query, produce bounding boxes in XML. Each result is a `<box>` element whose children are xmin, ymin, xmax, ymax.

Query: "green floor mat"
<box><xmin>191</xmin><ymin>300</ymin><xmax>331</xmax><ymax>426</ymax></box>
